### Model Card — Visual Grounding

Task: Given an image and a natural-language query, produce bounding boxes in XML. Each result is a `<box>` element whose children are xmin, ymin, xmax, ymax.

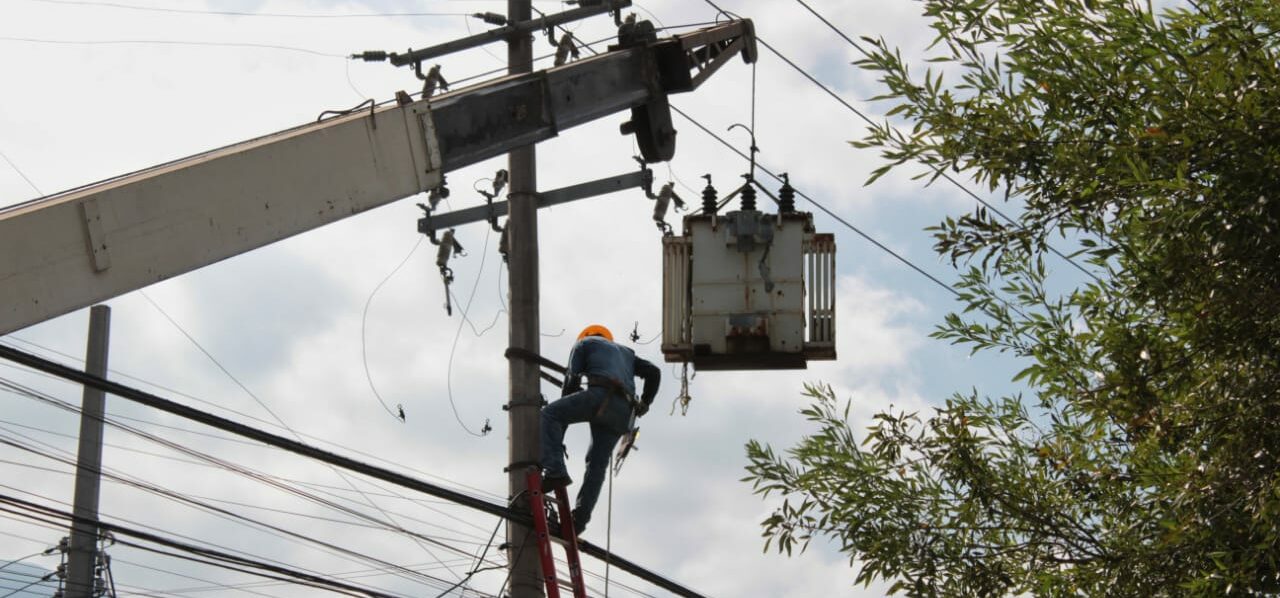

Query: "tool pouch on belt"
<box><xmin>587</xmin><ymin>374</ymin><xmax>641</xmax><ymax>430</ymax></box>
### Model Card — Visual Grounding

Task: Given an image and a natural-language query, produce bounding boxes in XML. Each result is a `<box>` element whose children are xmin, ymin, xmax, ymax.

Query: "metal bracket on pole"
<box><xmin>418</xmin><ymin>167</ymin><xmax>653</xmax><ymax>238</ymax></box>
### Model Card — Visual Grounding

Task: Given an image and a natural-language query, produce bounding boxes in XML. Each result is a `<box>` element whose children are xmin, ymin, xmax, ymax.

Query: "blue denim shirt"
<box><xmin>562</xmin><ymin>336</ymin><xmax>661</xmax><ymax>406</ymax></box>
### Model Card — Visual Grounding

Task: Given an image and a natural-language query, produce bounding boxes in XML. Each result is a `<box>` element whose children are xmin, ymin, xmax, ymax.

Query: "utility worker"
<box><xmin>541</xmin><ymin>324</ymin><xmax>660</xmax><ymax>534</ymax></box>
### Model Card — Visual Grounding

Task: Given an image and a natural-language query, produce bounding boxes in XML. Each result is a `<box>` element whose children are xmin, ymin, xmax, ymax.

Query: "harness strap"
<box><xmin>586</xmin><ymin>375</ymin><xmax>641</xmax><ymax>419</ymax></box>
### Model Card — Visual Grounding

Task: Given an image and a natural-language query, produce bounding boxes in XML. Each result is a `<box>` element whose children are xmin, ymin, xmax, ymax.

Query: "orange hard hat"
<box><xmin>577</xmin><ymin>324</ymin><xmax>613</xmax><ymax>342</ymax></box>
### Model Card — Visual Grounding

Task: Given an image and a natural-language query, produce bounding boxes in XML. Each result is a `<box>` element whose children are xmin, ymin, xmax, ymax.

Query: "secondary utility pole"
<box><xmin>506</xmin><ymin>0</ymin><xmax>543</xmax><ymax>596</ymax></box>
<box><xmin>66</xmin><ymin>305</ymin><xmax>110</xmax><ymax>598</ymax></box>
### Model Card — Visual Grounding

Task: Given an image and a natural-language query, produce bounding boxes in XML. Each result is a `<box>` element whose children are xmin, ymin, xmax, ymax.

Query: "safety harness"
<box><xmin>585</xmin><ymin>374</ymin><xmax>643</xmax><ymax>421</ymax></box>
<box><xmin>505</xmin><ymin>347</ymin><xmax>643</xmax><ymax>421</ymax></box>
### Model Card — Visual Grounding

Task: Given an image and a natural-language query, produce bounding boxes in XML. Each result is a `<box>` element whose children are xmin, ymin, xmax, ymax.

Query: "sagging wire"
<box><xmin>0</xmin><ymin>148</ymin><xmax>45</xmax><ymax>196</ymax></box>
<box><xmin>0</xmin><ymin>431</ymin><xmax>443</xmax><ymax>594</ymax></box>
<box><xmin>137</xmin><ymin>294</ymin><xmax>469</xmax><ymax>581</ymax></box>
<box><xmin>445</xmin><ymin>219</ymin><xmax>498</xmax><ymax>438</ymax></box>
<box><xmin>495</xmin><ymin>528</ymin><xmax>532</xmax><ymax>598</ymax></box>
<box><xmin>3</xmin><ymin>336</ymin><xmax>505</xmax><ymax>504</ymax></box>
<box><xmin>344</xmin><ymin>59</ymin><xmax>369</xmax><ymax>102</ymax></box>
<box><xmin>627</xmin><ymin>322</ymin><xmax>661</xmax><ymax>346</ymax></box>
<box><xmin>433</xmin><ymin>518</ymin><xmax>504</xmax><ymax>598</ymax></box>
<box><xmin>463</xmin><ymin>14</ymin><xmax>508</xmax><ymax>66</ymax></box>
<box><xmin>0</xmin><ymin>382</ymin><xmax>493</xmax><ymax>587</ymax></box>
<box><xmin>666</xmin><ymin>162</ymin><xmax>700</xmax><ymax>199</ymax></box>
<box><xmin>360</xmin><ymin>236</ymin><xmax>425</xmax><ymax>423</ymax></box>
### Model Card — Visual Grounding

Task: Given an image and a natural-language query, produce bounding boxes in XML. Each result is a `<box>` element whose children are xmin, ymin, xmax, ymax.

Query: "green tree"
<box><xmin>745</xmin><ymin>0</ymin><xmax>1280</xmax><ymax>594</ymax></box>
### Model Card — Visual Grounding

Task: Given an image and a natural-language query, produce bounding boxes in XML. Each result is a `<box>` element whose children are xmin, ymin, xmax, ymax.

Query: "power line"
<box><xmin>361</xmin><ymin>236</ymin><xmax>425</xmax><ymax>422</ymax></box>
<box><xmin>0</xmin><ymin>492</ymin><xmax>409</xmax><ymax>598</ymax></box>
<box><xmin>0</xmin><ymin>475</ymin><xmax>385</xmax><ymax>596</ymax></box>
<box><xmin>136</xmin><ymin>292</ymin><xmax>468</xmax><ymax>583</ymax></box>
<box><xmin>0</xmin><ymin>429</ymin><xmax>487</xmax><ymax>544</ymax></box>
<box><xmin>670</xmin><ymin>103</ymin><xmax>963</xmax><ymax>298</ymax></box>
<box><xmin>24</xmin><ymin>0</ymin><xmax>470</xmax><ymax>18</ymax></box>
<box><xmin>0</xmin><ymin>36</ymin><xmax>346</xmax><ymax>57</ymax></box>
<box><xmin>778</xmin><ymin>0</ymin><xmax>1099</xmax><ymax>282</ymax></box>
<box><xmin>446</xmin><ymin>226</ymin><xmax>498</xmax><ymax>438</ymax></box>
<box><xmin>148</xmin><ymin>556</ymin><xmax>483</xmax><ymax>596</ymax></box>
<box><xmin>0</xmin><ymin>428</ymin><xmax>435</xmax><ymax>587</ymax></box>
<box><xmin>547</xmin><ymin>2</ymin><xmax>958</xmax><ymax>298</ymax></box>
<box><xmin>0</xmin><ymin>378</ymin><xmax>495</xmax><ymax>576</ymax></box>
<box><xmin>2</xmin><ymin>336</ymin><xmax>504</xmax><ymax>503</ymax></box>
<box><xmin>0</xmin><ymin>343</ymin><xmax>710</xmax><ymax>598</ymax></box>
<box><xmin>108</xmin><ymin>555</ymin><xmax>291</xmax><ymax>598</ymax></box>
<box><xmin>0</xmin><ymin>575</ymin><xmax>55</xmax><ymax>598</ymax></box>
<box><xmin>0</xmin><ymin>379</ymin><xmax>496</xmax><ymax>553</ymax></box>
<box><xmin>0</xmin><ymin>381</ymin><xmax>499</xmax><ymax>586</ymax></box>
<box><xmin>0</xmin><ymin>428</ymin><xmax>464</xmax><ymax>595</ymax></box>
<box><xmin>0</xmin><ymin>149</ymin><xmax>44</xmax><ymax>196</ymax></box>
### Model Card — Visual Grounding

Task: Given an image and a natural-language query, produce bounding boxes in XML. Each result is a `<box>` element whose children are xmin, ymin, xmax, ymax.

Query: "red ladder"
<box><xmin>526</xmin><ymin>468</ymin><xmax>587</xmax><ymax>598</ymax></box>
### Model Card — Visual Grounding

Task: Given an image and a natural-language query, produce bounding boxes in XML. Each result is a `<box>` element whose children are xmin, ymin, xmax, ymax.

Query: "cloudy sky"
<box><xmin>0</xmin><ymin>0</ymin><xmax>1035</xmax><ymax>596</ymax></box>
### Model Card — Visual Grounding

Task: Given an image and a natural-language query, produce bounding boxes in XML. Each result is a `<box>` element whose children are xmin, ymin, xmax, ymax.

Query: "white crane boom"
<box><xmin>0</xmin><ymin>20</ymin><xmax>757</xmax><ymax>335</ymax></box>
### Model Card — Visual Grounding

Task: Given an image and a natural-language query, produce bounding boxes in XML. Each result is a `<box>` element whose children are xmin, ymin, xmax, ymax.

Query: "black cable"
<box><xmin>0</xmin><ymin>378</ymin><xmax>491</xmax><ymax>566</ymax></box>
<box><xmin>138</xmin><ymin>293</ymin><xmax>466</xmax><ymax>582</ymax></box>
<box><xmin>775</xmin><ymin>1</ymin><xmax>1098</xmax><ymax>282</ymax></box>
<box><xmin>433</xmin><ymin>519</ymin><xmax>504</xmax><ymax>598</ymax></box>
<box><xmin>0</xmin><ymin>494</ymin><xmax>398</xmax><ymax>598</ymax></box>
<box><xmin>445</xmin><ymin>226</ymin><xmax>496</xmax><ymax>437</ymax></box>
<box><xmin>670</xmin><ymin>103</ymin><xmax>962</xmax><ymax>298</ymax></box>
<box><xmin>0</xmin><ymin>431</ymin><xmax>451</xmax><ymax>592</ymax></box>
<box><xmin>361</xmin><ymin>236</ymin><xmax>425</xmax><ymax>422</ymax></box>
<box><xmin>0</xmin><ymin>415</ymin><xmax>492</xmax><ymax>545</ymax></box>
<box><xmin>143</xmin><ymin>556</ymin><xmax>481</xmax><ymax>596</ymax></box>
<box><xmin>0</xmin><ymin>344</ymin><xmax>709</xmax><ymax>598</ymax></box>
<box><xmin>0</xmin><ymin>575</ymin><xmax>54</xmax><ymax>598</ymax></box>
<box><xmin>0</xmin><ymin>551</ymin><xmax>50</xmax><ymax>575</ymax></box>
<box><xmin>2</xmin><ymin>337</ymin><xmax>504</xmax><ymax>501</ymax></box>
<box><xmin>0</xmin><ymin>382</ymin><xmax>497</xmax><ymax>586</ymax></box>
<box><xmin>0</xmin><ymin>383</ymin><xmax>499</xmax><ymax>585</ymax></box>
<box><xmin>0</xmin><ymin>528</ymin><xmax>60</xmax><ymax>550</ymax></box>
<box><xmin>495</xmin><ymin>528</ymin><xmax>532</xmax><ymax>598</ymax></box>
<box><xmin>557</xmin><ymin>5</ymin><xmax>953</xmax><ymax>303</ymax></box>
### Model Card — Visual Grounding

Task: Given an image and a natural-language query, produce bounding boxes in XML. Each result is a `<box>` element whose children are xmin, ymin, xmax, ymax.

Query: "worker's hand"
<box><xmin>636</xmin><ymin>402</ymin><xmax>650</xmax><ymax>418</ymax></box>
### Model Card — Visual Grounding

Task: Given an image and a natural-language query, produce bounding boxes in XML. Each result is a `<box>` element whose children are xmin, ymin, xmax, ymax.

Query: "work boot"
<box><xmin>541</xmin><ymin>473</ymin><xmax>572</xmax><ymax>493</ymax></box>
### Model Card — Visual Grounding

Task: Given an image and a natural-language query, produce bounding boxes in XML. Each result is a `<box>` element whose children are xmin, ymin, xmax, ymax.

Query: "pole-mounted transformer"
<box><xmin>662</xmin><ymin>174</ymin><xmax>836</xmax><ymax>370</ymax></box>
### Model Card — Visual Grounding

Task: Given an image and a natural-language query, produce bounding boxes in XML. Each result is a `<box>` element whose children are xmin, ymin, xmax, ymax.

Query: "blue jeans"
<box><xmin>540</xmin><ymin>386</ymin><xmax>631</xmax><ymax>527</ymax></box>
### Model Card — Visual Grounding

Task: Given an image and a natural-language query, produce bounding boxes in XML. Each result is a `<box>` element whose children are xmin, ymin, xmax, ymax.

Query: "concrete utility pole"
<box><xmin>506</xmin><ymin>0</ymin><xmax>543</xmax><ymax>596</ymax></box>
<box><xmin>66</xmin><ymin>305</ymin><xmax>110</xmax><ymax>598</ymax></box>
